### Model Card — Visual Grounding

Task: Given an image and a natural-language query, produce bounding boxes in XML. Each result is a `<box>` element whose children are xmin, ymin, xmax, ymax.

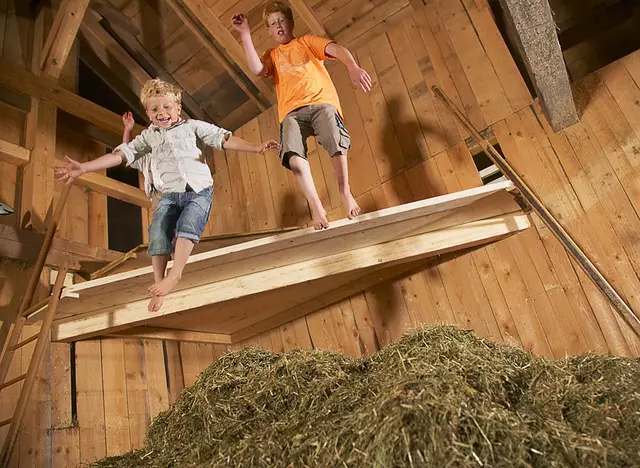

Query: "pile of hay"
<box><xmin>93</xmin><ymin>325</ymin><xmax>640</xmax><ymax>467</ymax></box>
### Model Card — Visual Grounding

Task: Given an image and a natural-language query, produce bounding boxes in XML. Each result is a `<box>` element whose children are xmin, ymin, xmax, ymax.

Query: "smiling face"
<box><xmin>266</xmin><ymin>12</ymin><xmax>294</xmax><ymax>44</ymax></box>
<box><xmin>145</xmin><ymin>95</ymin><xmax>181</xmax><ymax>128</ymax></box>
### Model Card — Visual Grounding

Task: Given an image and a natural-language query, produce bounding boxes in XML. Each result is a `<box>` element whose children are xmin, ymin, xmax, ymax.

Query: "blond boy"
<box><xmin>231</xmin><ymin>1</ymin><xmax>372</xmax><ymax>230</ymax></box>
<box><xmin>55</xmin><ymin>79</ymin><xmax>279</xmax><ymax>312</ymax></box>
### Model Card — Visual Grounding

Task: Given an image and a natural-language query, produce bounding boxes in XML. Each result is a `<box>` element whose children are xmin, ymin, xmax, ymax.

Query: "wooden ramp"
<box><xmin>46</xmin><ymin>181</ymin><xmax>530</xmax><ymax>345</ymax></box>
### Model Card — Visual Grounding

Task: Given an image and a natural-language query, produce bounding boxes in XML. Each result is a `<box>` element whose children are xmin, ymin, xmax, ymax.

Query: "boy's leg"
<box><xmin>288</xmin><ymin>156</ymin><xmax>328</xmax><ymax>230</ymax></box>
<box><xmin>150</xmin><ymin>187</ymin><xmax>212</xmax><ymax>296</ymax></box>
<box><xmin>329</xmin><ymin>152</ymin><xmax>360</xmax><ymax>219</ymax></box>
<box><xmin>281</xmin><ymin>111</ymin><xmax>328</xmax><ymax>230</ymax></box>
<box><xmin>312</xmin><ymin>105</ymin><xmax>360</xmax><ymax>219</ymax></box>
<box><xmin>147</xmin><ymin>195</ymin><xmax>178</xmax><ymax>311</ymax></box>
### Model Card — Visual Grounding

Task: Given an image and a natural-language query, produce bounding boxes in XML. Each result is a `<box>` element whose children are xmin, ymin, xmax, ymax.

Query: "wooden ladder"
<box><xmin>0</xmin><ymin>184</ymin><xmax>71</xmax><ymax>467</ymax></box>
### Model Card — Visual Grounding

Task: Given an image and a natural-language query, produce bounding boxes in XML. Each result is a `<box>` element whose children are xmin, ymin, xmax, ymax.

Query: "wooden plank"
<box><xmin>75</xmin><ymin>340</ymin><xmax>107</xmax><ymax>463</ymax></box>
<box><xmin>0</xmin><ymin>138</ymin><xmax>29</xmax><ymax>166</ymax></box>
<box><xmin>108</xmin><ymin>327</ymin><xmax>232</xmax><ymax>344</ymax></box>
<box><xmin>54</xmin><ymin>210</ymin><xmax>530</xmax><ymax>342</ymax></box>
<box><xmin>497</xmin><ymin>0</ymin><xmax>578</xmax><ymax>130</ymax></box>
<box><xmin>123</xmin><ymin>339</ymin><xmax>148</xmax><ymax>450</ymax></box>
<box><xmin>50</xmin><ymin>184</ymin><xmax>521</xmax><ymax>317</ymax></box>
<box><xmin>178</xmin><ymin>0</ymin><xmax>276</xmax><ymax>103</ymax></box>
<box><xmin>100</xmin><ymin>338</ymin><xmax>131</xmax><ymax>456</ymax></box>
<box><xmin>459</xmin><ymin>0</ymin><xmax>532</xmax><ymax>112</ymax></box>
<box><xmin>179</xmin><ymin>342</ymin><xmax>200</xmax><ymax>387</ymax></box>
<box><xmin>164</xmin><ymin>341</ymin><xmax>184</xmax><ymax>403</ymax></box>
<box><xmin>437</xmin><ymin>0</ymin><xmax>512</xmax><ymax>125</ymax></box>
<box><xmin>0</xmin><ymin>59</ymin><xmax>146</xmax><ymax>136</ymax></box>
<box><xmin>143</xmin><ymin>340</ymin><xmax>169</xmax><ymax>419</ymax></box>
<box><xmin>369</xmin><ymin>32</ymin><xmax>429</xmax><ymax>169</ymax></box>
<box><xmin>41</xmin><ymin>0</ymin><xmax>91</xmax><ymax>79</ymax></box>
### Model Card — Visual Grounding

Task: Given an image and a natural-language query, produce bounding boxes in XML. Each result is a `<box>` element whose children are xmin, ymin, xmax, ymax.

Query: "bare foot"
<box><xmin>148</xmin><ymin>295</ymin><xmax>164</xmax><ymax>312</ymax></box>
<box><xmin>310</xmin><ymin>205</ymin><xmax>329</xmax><ymax>230</ymax></box>
<box><xmin>342</xmin><ymin>192</ymin><xmax>361</xmax><ymax>219</ymax></box>
<box><xmin>149</xmin><ymin>274</ymin><xmax>181</xmax><ymax>297</ymax></box>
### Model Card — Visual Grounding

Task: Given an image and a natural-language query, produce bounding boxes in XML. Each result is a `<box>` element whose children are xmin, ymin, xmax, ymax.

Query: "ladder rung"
<box><xmin>0</xmin><ymin>373</ymin><xmax>27</xmax><ymax>391</ymax></box>
<box><xmin>0</xmin><ymin>418</ymin><xmax>11</xmax><ymax>427</ymax></box>
<box><xmin>20</xmin><ymin>297</ymin><xmax>50</xmax><ymax>319</ymax></box>
<box><xmin>9</xmin><ymin>334</ymin><xmax>38</xmax><ymax>351</ymax></box>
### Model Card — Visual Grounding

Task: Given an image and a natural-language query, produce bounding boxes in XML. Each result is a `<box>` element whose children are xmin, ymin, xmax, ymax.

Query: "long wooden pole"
<box><xmin>432</xmin><ymin>85</ymin><xmax>640</xmax><ymax>338</ymax></box>
<box><xmin>0</xmin><ymin>183</ymin><xmax>71</xmax><ymax>387</ymax></box>
<box><xmin>0</xmin><ymin>264</ymin><xmax>68</xmax><ymax>467</ymax></box>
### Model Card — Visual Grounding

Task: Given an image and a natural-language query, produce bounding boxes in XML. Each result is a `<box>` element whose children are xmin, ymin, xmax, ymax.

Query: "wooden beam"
<box><xmin>78</xmin><ymin>39</ymin><xmax>147</xmax><ymax>120</ymax></box>
<box><xmin>497</xmin><ymin>0</ymin><xmax>578</xmax><ymax>131</ymax></box>
<box><xmin>0</xmin><ymin>139</ymin><xmax>30</xmax><ymax>166</ymax></box>
<box><xmin>177</xmin><ymin>0</ymin><xmax>276</xmax><ymax>104</ymax></box>
<box><xmin>0</xmin><ymin>85</ymin><xmax>31</xmax><ymax>113</ymax></box>
<box><xmin>0</xmin><ymin>224</ymin><xmax>122</xmax><ymax>274</ymax></box>
<box><xmin>57</xmin><ymin>111</ymin><xmax>122</xmax><ymax>148</ymax></box>
<box><xmin>99</xmin><ymin>20</ymin><xmax>214</xmax><ymax>123</ymax></box>
<box><xmin>89</xmin><ymin>0</ymin><xmax>140</xmax><ymax>36</ymax></box>
<box><xmin>0</xmin><ymin>59</ymin><xmax>146</xmax><ymax>136</ymax></box>
<box><xmin>41</xmin><ymin>0</ymin><xmax>91</xmax><ymax>78</ymax></box>
<box><xmin>106</xmin><ymin>327</ymin><xmax>232</xmax><ymax>344</ymax></box>
<box><xmin>289</xmin><ymin>0</ymin><xmax>329</xmax><ymax>38</ymax></box>
<box><xmin>166</xmin><ymin>0</ymin><xmax>268</xmax><ymax>112</ymax></box>
<box><xmin>75</xmin><ymin>172</ymin><xmax>151</xmax><ymax>208</ymax></box>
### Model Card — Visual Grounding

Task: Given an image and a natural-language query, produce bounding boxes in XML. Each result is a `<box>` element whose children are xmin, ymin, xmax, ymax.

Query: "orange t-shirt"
<box><xmin>261</xmin><ymin>35</ymin><xmax>342</xmax><ymax>122</ymax></box>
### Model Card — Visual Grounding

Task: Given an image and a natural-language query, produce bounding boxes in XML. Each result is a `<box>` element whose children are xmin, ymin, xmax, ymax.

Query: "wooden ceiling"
<box><xmin>81</xmin><ymin>0</ymin><xmax>411</xmax><ymax>131</ymax></box>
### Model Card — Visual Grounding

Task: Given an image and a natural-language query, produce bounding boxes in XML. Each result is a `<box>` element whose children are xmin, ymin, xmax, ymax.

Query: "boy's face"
<box><xmin>145</xmin><ymin>95</ymin><xmax>181</xmax><ymax>128</ymax></box>
<box><xmin>267</xmin><ymin>12</ymin><xmax>294</xmax><ymax>44</ymax></box>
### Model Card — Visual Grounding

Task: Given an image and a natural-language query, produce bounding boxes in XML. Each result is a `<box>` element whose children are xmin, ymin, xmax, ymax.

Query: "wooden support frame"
<box><xmin>176</xmin><ymin>0</ymin><xmax>277</xmax><ymax>104</ymax></box>
<box><xmin>0</xmin><ymin>224</ymin><xmax>121</xmax><ymax>275</ymax></box>
<box><xmin>40</xmin><ymin>0</ymin><xmax>91</xmax><ymax>78</ymax></box>
<box><xmin>289</xmin><ymin>0</ymin><xmax>329</xmax><ymax>37</ymax></box>
<box><xmin>98</xmin><ymin>19</ymin><xmax>214</xmax><ymax>123</ymax></box>
<box><xmin>0</xmin><ymin>139</ymin><xmax>30</xmax><ymax>166</ymax></box>
<box><xmin>432</xmin><ymin>85</ymin><xmax>640</xmax><ymax>338</ymax></box>
<box><xmin>166</xmin><ymin>0</ymin><xmax>269</xmax><ymax>112</ymax></box>
<box><xmin>48</xmin><ymin>182</ymin><xmax>530</xmax><ymax>343</ymax></box>
<box><xmin>0</xmin><ymin>59</ymin><xmax>145</xmax><ymax>136</ymax></box>
<box><xmin>75</xmin><ymin>171</ymin><xmax>151</xmax><ymax>208</ymax></box>
<box><xmin>497</xmin><ymin>0</ymin><xmax>578</xmax><ymax>131</ymax></box>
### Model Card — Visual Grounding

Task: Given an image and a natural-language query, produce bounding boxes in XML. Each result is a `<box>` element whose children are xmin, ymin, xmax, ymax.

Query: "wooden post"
<box><xmin>0</xmin><ymin>264</ymin><xmax>69</xmax><ymax>467</ymax></box>
<box><xmin>0</xmin><ymin>184</ymin><xmax>71</xmax><ymax>387</ymax></box>
<box><xmin>432</xmin><ymin>85</ymin><xmax>640</xmax><ymax>338</ymax></box>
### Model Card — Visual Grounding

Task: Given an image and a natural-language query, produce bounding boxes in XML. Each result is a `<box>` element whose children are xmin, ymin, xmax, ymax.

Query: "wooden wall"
<box><xmin>2</xmin><ymin>0</ymin><xmax>640</xmax><ymax>466</ymax></box>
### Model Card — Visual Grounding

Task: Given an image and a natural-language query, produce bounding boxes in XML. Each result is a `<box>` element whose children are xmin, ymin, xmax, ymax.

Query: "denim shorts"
<box><xmin>147</xmin><ymin>186</ymin><xmax>213</xmax><ymax>256</ymax></box>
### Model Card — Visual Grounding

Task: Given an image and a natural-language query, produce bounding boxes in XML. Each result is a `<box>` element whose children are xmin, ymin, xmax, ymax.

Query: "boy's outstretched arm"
<box><xmin>325</xmin><ymin>42</ymin><xmax>372</xmax><ymax>93</ymax></box>
<box><xmin>223</xmin><ymin>135</ymin><xmax>280</xmax><ymax>154</ymax></box>
<box><xmin>54</xmin><ymin>152</ymin><xmax>126</xmax><ymax>185</ymax></box>
<box><xmin>231</xmin><ymin>14</ymin><xmax>265</xmax><ymax>76</ymax></box>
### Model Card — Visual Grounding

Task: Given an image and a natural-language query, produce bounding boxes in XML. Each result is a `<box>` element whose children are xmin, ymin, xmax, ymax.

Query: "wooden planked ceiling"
<box><xmin>80</xmin><ymin>0</ymin><xmax>410</xmax><ymax>131</ymax></box>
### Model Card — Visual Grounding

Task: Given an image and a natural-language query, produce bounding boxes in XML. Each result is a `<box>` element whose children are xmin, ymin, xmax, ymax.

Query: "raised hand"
<box><xmin>231</xmin><ymin>13</ymin><xmax>250</xmax><ymax>35</ymax></box>
<box><xmin>122</xmin><ymin>111</ymin><xmax>135</xmax><ymax>132</ymax></box>
<box><xmin>54</xmin><ymin>155</ymin><xmax>85</xmax><ymax>185</ymax></box>
<box><xmin>259</xmin><ymin>140</ymin><xmax>280</xmax><ymax>153</ymax></box>
<box><xmin>348</xmin><ymin>65</ymin><xmax>373</xmax><ymax>93</ymax></box>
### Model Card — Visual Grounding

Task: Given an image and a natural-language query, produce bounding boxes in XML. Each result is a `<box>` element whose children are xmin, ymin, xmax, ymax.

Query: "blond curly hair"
<box><xmin>140</xmin><ymin>78</ymin><xmax>182</xmax><ymax>108</ymax></box>
<box><xmin>263</xmin><ymin>1</ymin><xmax>294</xmax><ymax>27</ymax></box>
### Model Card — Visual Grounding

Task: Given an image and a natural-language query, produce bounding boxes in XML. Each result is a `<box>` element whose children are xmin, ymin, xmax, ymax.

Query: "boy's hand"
<box><xmin>231</xmin><ymin>14</ymin><xmax>251</xmax><ymax>35</ymax></box>
<box><xmin>54</xmin><ymin>155</ymin><xmax>85</xmax><ymax>184</ymax></box>
<box><xmin>122</xmin><ymin>111</ymin><xmax>135</xmax><ymax>132</ymax></box>
<box><xmin>348</xmin><ymin>65</ymin><xmax>372</xmax><ymax>93</ymax></box>
<box><xmin>258</xmin><ymin>140</ymin><xmax>280</xmax><ymax>153</ymax></box>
